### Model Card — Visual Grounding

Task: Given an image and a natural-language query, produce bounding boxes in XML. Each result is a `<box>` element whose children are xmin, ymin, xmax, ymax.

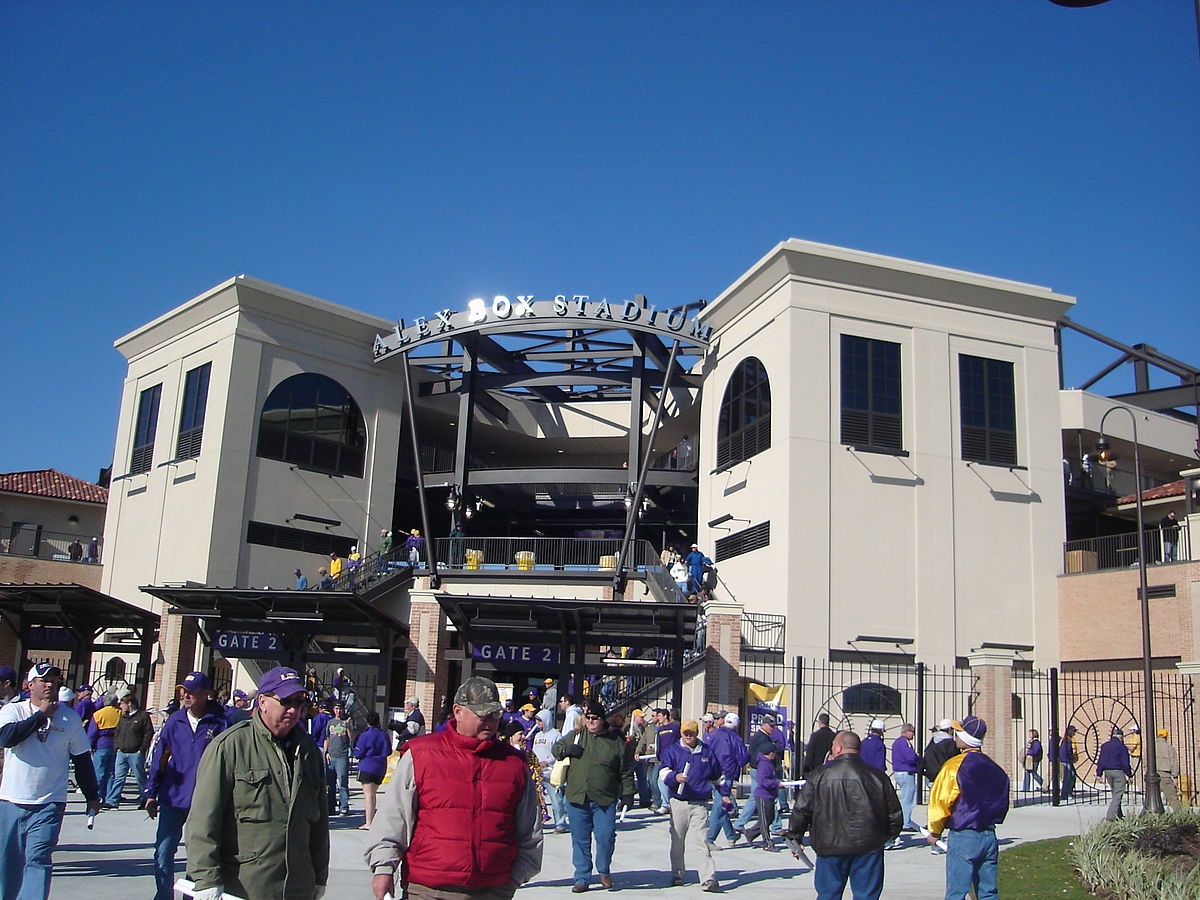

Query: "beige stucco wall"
<box><xmin>101</xmin><ymin>277</ymin><xmax>403</xmax><ymax>626</ymax></box>
<box><xmin>698</xmin><ymin>240</ymin><xmax>1073</xmax><ymax>668</ymax></box>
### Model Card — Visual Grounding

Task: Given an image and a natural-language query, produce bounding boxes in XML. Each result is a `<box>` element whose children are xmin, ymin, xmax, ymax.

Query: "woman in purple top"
<box><xmin>354</xmin><ymin>711</ymin><xmax>392</xmax><ymax>830</ymax></box>
<box><xmin>741</xmin><ymin>748</ymin><xmax>782</xmax><ymax>851</ymax></box>
<box><xmin>1022</xmin><ymin>729</ymin><xmax>1044</xmax><ymax>791</ymax></box>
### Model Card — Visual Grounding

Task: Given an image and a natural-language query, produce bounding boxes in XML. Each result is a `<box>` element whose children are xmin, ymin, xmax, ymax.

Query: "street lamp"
<box><xmin>1096</xmin><ymin>405</ymin><xmax>1164</xmax><ymax>813</ymax></box>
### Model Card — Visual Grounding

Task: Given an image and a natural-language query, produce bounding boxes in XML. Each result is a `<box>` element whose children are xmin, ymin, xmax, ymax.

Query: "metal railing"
<box><xmin>1063</xmin><ymin>528</ymin><xmax>1191</xmax><ymax>573</ymax></box>
<box><xmin>1</xmin><ymin>527</ymin><xmax>102</xmax><ymax>564</ymax></box>
<box><xmin>432</xmin><ymin>536</ymin><xmax>661</xmax><ymax>571</ymax></box>
<box><xmin>1064</xmin><ymin>458</ymin><xmax>1163</xmax><ymax>498</ymax></box>
<box><xmin>743</xmin><ymin>612</ymin><xmax>786</xmax><ymax>652</ymax></box>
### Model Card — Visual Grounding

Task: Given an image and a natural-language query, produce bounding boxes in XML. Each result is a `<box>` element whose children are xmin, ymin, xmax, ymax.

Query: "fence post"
<box><xmin>916</xmin><ymin>660</ymin><xmax>926</xmax><ymax>805</ymax></box>
<box><xmin>1050</xmin><ymin>667</ymin><xmax>1060</xmax><ymax>807</ymax></box>
<box><xmin>793</xmin><ymin>655</ymin><xmax>803</xmax><ymax>779</ymax></box>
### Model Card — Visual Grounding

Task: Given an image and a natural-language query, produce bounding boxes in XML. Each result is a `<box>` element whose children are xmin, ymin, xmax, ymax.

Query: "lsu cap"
<box><xmin>27</xmin><ymin>662</ymin><xmax>62</xmax><ymax>682</ymax></box>
<box><xmin>178</xmin><ymin>671</ymin><xmax>211</xmax><ymax>692</ymax></box>
<box><xmin>257</xmin><ymin>666</ymin><xmax>306</xmax><ymax>699</ymax></box>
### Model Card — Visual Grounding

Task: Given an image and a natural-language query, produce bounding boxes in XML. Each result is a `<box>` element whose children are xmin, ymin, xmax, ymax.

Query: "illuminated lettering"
<box><xmin>467</xmin><ymin>298</ymin><xmax>487</xmax><ymax>323</ymax></box>
<box><xmin>688</xmin><ymin>317</ymin><xmax>712</xmax><ymax>342</ymax></box>
<box><xmin>492</xmin><ymin>295</ymin><xmax>512</xmax><ymax>318</ymax></box>
<box><xmin>594</xmin><ymin>299</ymin><xmax>612</xmax><ymax>320</ymax></box>
<box><xmin>434</xmin><ymin>309</ymin><xmax>454</xmax><ymax>331</ymax></box>
<box><xmin>664</xmin><ymin>309</ymin><xmax>685</xmax><ymax>331</ymax></box>
<box><xmin>620</xmin><ymin>299</ymin><xmax>642</xmax><ymax>322</ymax></box>
<box><xmin>644</xmin><ymin>305</ymin><xmax>658</xmax><ymax>326</ymax></box>
<box><xmin>553</xmin><ymin>295</ymin><xmax>568</xmax><ymax>316</ymax></box>
<box><xmin>572</xmin><ymin>295</ymin><xmax>588</xmax><ymax>316</ymax></box>
<box><xmin>373</xmin><ymin>335</ymin><xmax>388</xmax><ymax>356</ymax></box>
<box><xmin>514</xmin><ymin>295</ymin><xmax>535</xmax><ymax>317</ymax></box>
<box><xmin>414</xmin><ymin>316</ymin><xmax>430</xmax><ymax>338</ymax></box>
<box><xmin>393</xmin><ymin>319</ymin><xmax>410</xmax><ymax>343</ymax></box>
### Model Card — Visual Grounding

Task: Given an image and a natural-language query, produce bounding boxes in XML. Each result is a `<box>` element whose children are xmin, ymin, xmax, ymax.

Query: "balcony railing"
<box><xmin>432</xmin><ymin>536</ymin><xmax>662</xmax><ymax>571</ymax></box>
<box><xmin>1</xmin><ymin>527</ymin><xmax>102</xmax><ymax>564</ymax></box>
<box><xmin>743</xmin><ymin>611</ymin><xmax>786</xmax><ymax>651</ymax></box>
<box><xmin>1063</xmin><ymin>528</ymin><xmax>1191</xmax><ymax>573</ymax></box>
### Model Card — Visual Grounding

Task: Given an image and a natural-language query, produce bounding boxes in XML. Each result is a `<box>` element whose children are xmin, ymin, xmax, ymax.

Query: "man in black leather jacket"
<box><xmin>786</xmin><ymin>731</ymin><xmax>901</xmax><ymax>900</ymax></box>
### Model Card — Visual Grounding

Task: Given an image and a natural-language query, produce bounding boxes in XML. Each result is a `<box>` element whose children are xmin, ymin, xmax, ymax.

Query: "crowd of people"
<box><xmin>1</xmin><ymin>661</ymin><xmax>1186</xmax><ymax>900</ymax></box>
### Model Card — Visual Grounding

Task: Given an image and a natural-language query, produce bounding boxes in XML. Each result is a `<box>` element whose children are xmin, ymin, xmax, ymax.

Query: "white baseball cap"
<box><xmin>870</xmin><ymin>719</ymin><xmax>886</xmax><ymax>731</ymax></box>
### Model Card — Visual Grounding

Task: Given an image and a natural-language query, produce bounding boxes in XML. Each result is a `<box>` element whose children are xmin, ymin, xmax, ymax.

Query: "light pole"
<box><xmin>1095</xmin><ymin>405</ymin><xmax>1164</xmax><ymax>813</ymax></box>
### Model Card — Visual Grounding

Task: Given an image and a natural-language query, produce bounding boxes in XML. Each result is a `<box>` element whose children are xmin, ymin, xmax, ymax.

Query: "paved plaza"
<box><xmin>50</xmin><ymin>789</ymin><xmax>1108</xmax><ymax>899</ymax></box>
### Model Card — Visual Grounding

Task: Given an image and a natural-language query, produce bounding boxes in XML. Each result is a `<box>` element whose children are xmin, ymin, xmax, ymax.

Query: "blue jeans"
<box><xmin>543</xmin><ymin>772</ymin><xmax>568</xmax><ymax>828</ymax></box>
<box><xmin>92</xmin><ymin>747</ymin><xmax>115</xmax><ymax>802</ymax></box>
<box><xmin>328</xmin><ymin>754</ymin><xmax>350</xmax><ymax>812</ymax></box>
<box><xmin>153</xmin><ymin>801</ymin><xmax>189</xmax><ymax>900</ymax></box>
<box><xmin>707</xmin><ymin>785</ymin><xmax>737</xmax><ymax>843</ymax></box>
<box><xmin>633</xmin><ymin>758</ymin><xmax>650</xmax><ymax>807</ymax></box>
<box><xmin>813</xmin><ymin>849</ymin><xmax>884</xmax><ymax>900</ymax></box>
<box><xmin>107</xmin><ymin>750</ymin><xmax>146</xmax><ymax>805</ymax></box>
<box><xmin>1060</xmin><ymin>762</ymin><xmax>1077</xmax><ymax>800</ymax></box>
<box><xmin>894</xmin><ymin>771</ymin><xmax>917</xmax><ymax>828</ymax></box>
<box><xmin>647</xmin><ymin>762</ymin><xmax>664</xmax><ymax>809</ymax></box>
<box><xmin>734</xmin><ymin>770</ymin><xmax>759</xmax><ymax>829</ymax></box>
<box><xmin>945</xmin><ymin>828</ymin><xmax>998</xmax><ymax>900</ymax></box>
<box><xmin>0</xmin><ymin>800</ymin><xmax>65</xmax><ymax>900</ymax></box>
<box><xmin>565</xmin><ymin>800</ymin><xmax>617</xmax><ymax>885</ymax></box>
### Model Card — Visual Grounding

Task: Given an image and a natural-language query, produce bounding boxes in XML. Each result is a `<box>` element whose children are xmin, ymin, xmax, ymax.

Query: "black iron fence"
<box><xmin>2</xmin><ymin>526</ymin><xmax>102</xmax><ymax>563</ymax></box>
<box><xmin>1063</xmin><ymin>529</ymin><xmax>1190</xmax><ymax>573</ymax></box>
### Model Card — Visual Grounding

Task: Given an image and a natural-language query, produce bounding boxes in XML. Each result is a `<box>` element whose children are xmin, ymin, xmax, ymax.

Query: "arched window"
<box><xmin>843</xmin><ymin>682</ymin><xmax>902</xmax><ymax>716</ymax></box>
<box><xmin>104</xmin><ymin>656</ymin><xmax>127</xmax><ymax>683</ymax></box>
<box><xmin>257</xmin><ymin>373</ymin><xmax>366</xmax><ymax>477</ymax></box>
<box><xmin>716</xmin><ymin>357</ymin><xmax>771</xmax><ymax>468</ymax></box>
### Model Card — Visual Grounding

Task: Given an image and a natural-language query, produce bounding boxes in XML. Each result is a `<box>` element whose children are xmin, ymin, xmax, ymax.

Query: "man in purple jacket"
<box><xmin>861</xmin><ymin>720</ymin><xmax>887</xmax><ymax>771</ymax></box>
<box><xmin>705</xmin><ymin>712</ymin><xmax>750</xmax><ymax>848</ymax></box>
<box><xmin>144</xmin><ymin>671</ymin><xmax>228</xmax><ymax>900</ymax></box>
<box><xmin>1096</xmin><ymin>727</ymin><xmax>1133</xmax><ymax>821</ymax></box>
<box><xmin>888</xmin><ymin>723</ymin><xmax>921</xmax><ymax>847</ymax></box>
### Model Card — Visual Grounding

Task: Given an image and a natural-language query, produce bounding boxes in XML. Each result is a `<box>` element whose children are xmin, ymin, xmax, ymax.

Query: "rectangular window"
<box><xmin>130</xmin><ymin>384</ymin><xmax>162</xmax><ymax>475</ymax></box>
<box><xmin>840</xmin><ymin>335</ymin><xmax>903</xmax><ymax>452</ymax></box>
<box><xmin>959</xmin><ymin>355</ymin><xmax>1017</xmax><ymax>465</ymax></box>
<box><xmin>176</xmin><ymin>363</ymin><xmax>211</xmax><ymax>460</ymax></box>
<box><xmin>714</xmin><ymin>521</ymin><xmax>770</xmax><ymax>562</ymax></box>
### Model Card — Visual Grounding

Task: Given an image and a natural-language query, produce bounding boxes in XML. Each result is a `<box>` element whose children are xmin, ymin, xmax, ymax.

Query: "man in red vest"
<box><xmin>366</xmin><ymin>677</ymin><xmax>543</xmax><ymax>900</ymax></box>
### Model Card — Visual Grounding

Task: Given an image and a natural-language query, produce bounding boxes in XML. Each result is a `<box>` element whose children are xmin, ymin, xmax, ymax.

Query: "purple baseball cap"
<box><xmin>231</xmin><ymin>689</ymin><xmax>248</xmax><ymax>700</ymax></box>
<box><xmin>178</xmin><ymin>671</ymin><xmax>211</xmax><ymax>692</ymax></box>
<box><xmin>0</xmin><ymin>665</ymin><xmax>16</xmax><ymax>683</ymax></box>
<box><xmin>258</xmin><ymin>666</ymin><xmax>306</xmax><ymax>699</ymax></box>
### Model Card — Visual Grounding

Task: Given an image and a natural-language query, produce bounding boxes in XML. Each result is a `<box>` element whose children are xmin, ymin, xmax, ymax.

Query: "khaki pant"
<box><xmin>406</xmin><ymin>881</ymin><xmax>518</xmax><ymax>900</ymax></box>
<box><xmin>1159</xmin><ymin>774</ymin><xmax>1183</xmax><ymax>813</ymax></box>
<box><xmin>669</xmin><ymin>798</ymin><xmax>716</xmax><ymax>885</ymax></box>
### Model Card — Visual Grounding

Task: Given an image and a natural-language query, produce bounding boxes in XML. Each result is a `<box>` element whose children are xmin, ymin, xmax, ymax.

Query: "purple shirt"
<box><xmin>861</xmin><ymin>733</ymin><xmax>887</xmax><ymax>772</ymax></box>
<box><xmin>145</xmin><ymin>702</ymin><xmax>228</xmax><ymax>808</ymax></box>
<box><xmin>752</xmin><ymin>754</ymin><xmax>781</xmax><ymax>799</ymax></box>
<box><xmin>891</xmin><ymin>734</ymin><xmax>920</xmax><ymax>774</ymax></box>
<box><xmin>1096</xmin><ymin>738</ymin><xmax>1132</xmax><ymax>776</ymax></box>
<box><xmin>354</xmin><ymin>726</ymin><xmax>392</xmax><ymax>777</ymax></box>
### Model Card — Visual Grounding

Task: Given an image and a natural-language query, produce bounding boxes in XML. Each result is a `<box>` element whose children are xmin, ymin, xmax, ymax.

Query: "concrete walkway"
<box><xmin>49</xmin><ymin>793</ymin><xmax>1108</xmax><ymax>899</ymax></box>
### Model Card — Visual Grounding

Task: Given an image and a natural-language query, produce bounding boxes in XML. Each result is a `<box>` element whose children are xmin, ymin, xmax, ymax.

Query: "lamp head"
<box><xmin>1095</xmin><ymin>437</ymin><xmax>1119</xmax><ymax>464</ymax></box>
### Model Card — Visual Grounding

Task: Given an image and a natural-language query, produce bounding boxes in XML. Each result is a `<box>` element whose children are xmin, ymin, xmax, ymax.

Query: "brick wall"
<box><xmin>703</xmin><ymin>601</ymin><xmax>743</xmax><ymax>711</ymax></box>
<box><xmin>0</xmin><ymin>556</ymin><xmax>103</xmax><ymax>590</ymax></box>
<box><xmin>1058</xmin><ymin>561</ymin><xmax>1200</xmax><ymax>663</ymax></box>
<box><xmin>405</xmin><ymin>594</ymin><xmax>451</xmax><ymax>716</ymax></box>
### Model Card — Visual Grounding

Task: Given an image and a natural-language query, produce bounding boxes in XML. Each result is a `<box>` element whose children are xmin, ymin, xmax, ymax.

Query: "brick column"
<box><xmin>406</xmin><ymin>589</ymin><xmax>451</xmax><ymax>717</ymax></box>
<box><xmin>702</xmin><ymin>600</ymin><xmax>743</xmax><ymax>713</ymax></box>
<box><xmin>150</xmin><ymin>607</ymin><xmax>199</xmax><ymax>711</ymax></box>
<box><xmin>968</xmin><ymin>650</ymin><xmax>1015</xmax><ymax>786</ymax></box>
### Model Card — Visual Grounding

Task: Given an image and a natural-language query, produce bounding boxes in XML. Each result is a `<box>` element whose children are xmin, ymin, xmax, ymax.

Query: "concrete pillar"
<box><xmin>967</xmin><ymin>650</ymin><xmax>1015</xmax><ymax>786</ymax></box>
<box><xmin>702</xmin><ymin>599</ymin><xmax>743</xmax><ymax>713</ymax></box>
<box><xmin>406</xmin><ymin>588</ymin><xmax>452</xmax><ymax>717</ymax></box>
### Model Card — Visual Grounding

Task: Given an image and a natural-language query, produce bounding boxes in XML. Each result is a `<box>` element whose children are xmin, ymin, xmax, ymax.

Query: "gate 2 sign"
<box><xmin>214</xmin><ymin>631</ymin><xmax>286</xmax><ymax>658</ymax></box>
<box><xmin>472</xmin><ymin>643</ymin><xmax>560</xmax><ymax>666</ymax></box>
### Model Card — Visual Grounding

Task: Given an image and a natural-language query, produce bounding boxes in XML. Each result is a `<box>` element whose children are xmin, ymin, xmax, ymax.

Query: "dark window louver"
<box><xmin>959</xmin><ymin>355</ymin><xmax>1017</xmax><ymax>466</ymax></box>
<box><xmin>716</xmin><ymin>358</ymin><xmax>771</xmax><ymax>468</ymax></box>
<box><xmin>246</xmin><ymin>521</ymin><xmax>355</xmax><ymax>557</ymax></box>
<box><xmin>840</xmin><ymin>335</ymin><xmax>903</xmax><ymax>452</ymax></box>
<box><xmin>714</xmin><ymin>521</ymin><xmax>770</xmax><ymax>562</ymax></box>
<box><xmin>256</xmin><ymin>373</ymin><xmax>367</xmax><ymax>478</ymax></box>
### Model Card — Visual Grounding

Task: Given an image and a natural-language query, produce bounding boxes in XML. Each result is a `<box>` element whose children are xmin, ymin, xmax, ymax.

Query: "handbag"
<box><xmin>1023</xmin><ymin>754</ymin><xmax>1035</xmax><ymax>772</ymax></box>
<box><xmin>551</xmin><ymin>732</ymin><xmax>582</xmax><ymax>787</ymax></box>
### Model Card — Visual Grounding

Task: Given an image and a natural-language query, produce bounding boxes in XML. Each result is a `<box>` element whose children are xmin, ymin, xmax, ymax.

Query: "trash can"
<box><xmin>599</xmin><ymin>554</ymin><xmax>617</xmax><ymax>571</ymax></box>
<box><xmin>465</xmin><ymin>549</ymin><xmax>483</xmax><ymax>570</ymax></box>
<box><xmin>514</xmin><ymin>551</ymin><xmax>535</xmax><ymax>571</ymax></box>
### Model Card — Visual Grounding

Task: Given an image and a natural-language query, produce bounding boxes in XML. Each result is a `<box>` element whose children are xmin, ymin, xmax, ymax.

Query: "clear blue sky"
<box><xmin>2</xmin><ymin>2</ymin><xmax>1197</xmax><ymax>482</ymax></box>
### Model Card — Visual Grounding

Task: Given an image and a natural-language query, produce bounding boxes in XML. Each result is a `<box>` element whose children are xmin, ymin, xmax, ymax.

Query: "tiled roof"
<box><xmin>1116</xmin><ymin>478</ymin><xmax>1185</xmax><ymax>505</ymax></box>
<box><xmin>0</xmin><ymin>469</ymin><xmax>108</xmax><ymax>504</ymax></box>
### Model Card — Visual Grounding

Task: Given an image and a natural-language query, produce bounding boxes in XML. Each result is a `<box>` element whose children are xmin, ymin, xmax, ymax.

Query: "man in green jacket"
<box><xmin>553</xmin><ymin>700</ymin><xmax>635</xmax><ymax>892</ymax></box>
<box><xmin>186</xmin><ymin>666</ymin><xmax>330</xmax><ymax>900</ymax></box>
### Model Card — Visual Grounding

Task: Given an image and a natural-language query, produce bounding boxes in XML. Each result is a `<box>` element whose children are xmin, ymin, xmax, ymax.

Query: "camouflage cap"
<box><xmin>453</xmin><ymin>676</ymin><xmax>504</xmax><ymax>717</ymax></box>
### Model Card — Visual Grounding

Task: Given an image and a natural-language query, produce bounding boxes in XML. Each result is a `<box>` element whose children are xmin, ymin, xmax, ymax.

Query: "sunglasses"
<box><xmin>266</xmin><ymin>693</ymin><xmax>309</xmax><ymax>709</ymax></box>
<box><xmin>584</xmin><ymin>714</ymin><xmax>604</xmax><ymax>722</ymax></box>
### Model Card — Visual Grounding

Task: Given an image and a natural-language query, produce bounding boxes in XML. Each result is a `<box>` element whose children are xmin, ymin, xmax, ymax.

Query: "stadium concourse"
<box><xmin>50</xmin><ymin>789</ymin><xmax>1105</xmax><ymax>899</ymax></box>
